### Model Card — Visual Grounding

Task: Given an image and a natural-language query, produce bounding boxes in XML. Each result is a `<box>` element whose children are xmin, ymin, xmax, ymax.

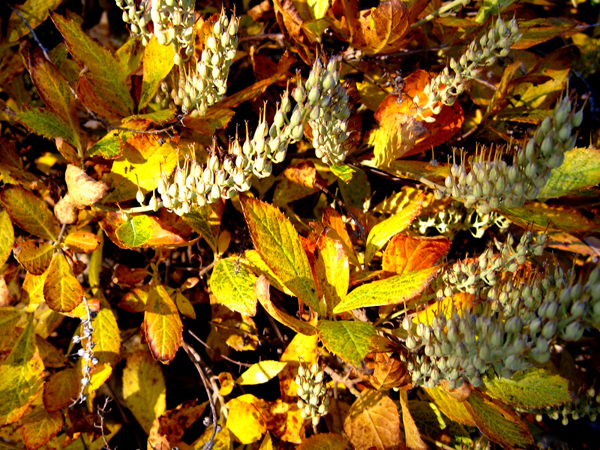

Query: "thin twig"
<box><xmin>182</xmin><ymin>340</ymin><xmax>219</xmax><ymax>450</ymax></box>
<box><xmin>93</xmin><ymin>397</ymin><xmax>112</xmax><ymax>450</ymax></box>
<box><xmin>471</xmin><ymin>77</ymin><xmax>498</xmax><ymax>91</ymax></box>
<box><xmin>316</xmin><ymin>183</ymin><xmax>367</xmax><ymax>246</ymax></box>
<box><xmin>323</xmin><ymin>366</ymin><xmax>361</xmax><ymax>397</ymax></box>
<box><xmin>421</xmin><ymin>435</ymin><xmax>457</xmax><ymax>450</ymax></box>
<box><xmin>8</xmin><ymin>5</ymin><xmax>51</xmax><ymax>62</ymax></box>
<box><xmin>187</xmin><ymin>329</ymin><xmax>252</xmax><ymax>367</ymax></box>
<box><xmin>198</xmin><ymin>260</ymin><xmax>216</xmax><ymax>278</ymax></box>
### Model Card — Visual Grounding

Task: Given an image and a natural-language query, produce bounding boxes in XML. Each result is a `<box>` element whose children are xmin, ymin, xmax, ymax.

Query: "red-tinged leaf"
<box><xmin>410</xmin><ymin>99</ymin><xmax>463</xmax><ymax>157</ymax></box>
<box><xmin>363</xmin><ymin>352</ymin><xmax>411</xmax><ymax>390</ymax></box>
<box><xmin>122</xmin><ymin>350</ymin><xmax>167</xmax><ymax>433</ymax></box>
<box><xmin>500</xmin><ymin>202</ymin><xmax>594</xmax><ymax>233</ymax></box>
<box><xmin>512</xmin><ymin>18</ymin><xmax>580</xmax><ymax>50</ymax></box>
<box><xmin>267</xmin><ymin>400</ymin><xmax>306</xmax><ymax>444</ymax></box>
<box><xmin>343</xmin><ymin>389</ymin><xmax>401</xmax><ymax>450</ymax></box>
<box><xmin>0</xmin><ymin>185</ymin><xmax>60</xmax><ymax>241</ymax></box>
<box><xmin>334</xmin><ymin>266</ymin><xmax>440</xmax><ymax>314</ymax></box>
<box><xmin>364</xmin><ymin>192</ymin><xmax>424</xmax><ymax>264</ymax></box>
<box><xmin>323</xmin><ymin>207</ymin><xmax>359</xmax><ymax>266</ymax></box>
<box><xmin>13</xmin><ymin>241</ymin><xmax>54</xmax><ymax>275</ymax></box>
<box><xmin>15</xmin><ymin>105</ymin><xmax>82</xmax><ymax>151</ymax></box>
<box><xmin>143</xmin><ymin>284</ymin><xmax>183</xmax><ymax>363</ymax></box>
<box><xmin>315</xmin><ymin>234</ymin><xmax>349</xmax><ymax>314</ymax></box>
<box><xmin>0</xmin><ymin>322</ymin><xmax>45</xmax><ymax>425</ymax></box>
<box><xmin>317</xmin><ymin>320</ymin><xmax>378</xmax><ymax>367</ymax></box>
<box><xmin>296</xmin><ymin>433</ymin><xmax>352</xmax><ymax>450</ymax></box>
<box><xmin>52</xmin><ymin>13</ymin><xmax>134</xmax><ymax>117</ymax></box>
<box><xmin>139</xmin><ymin>35</ymin><xmax>175</xmax><ymax>109</ymax></box>
<box><xmin>21</xmin><ymin>406</ymin><xmax>63</xmax><ymax>450</ymax></box>
<box><xmin>119</xmin><ymin>287</ymin><xmax>150</xmax><ymax>313</ymax></box>
<box><xmin>464</xmin><ymin>390</ymin><xmax>534</xmax><ymax>450</ymax></box>
<box><xmin>43</xmin><ymin>252</ymin><xmax>83</xmax><ymax>312</ymax></box>
<box><xmin>100</xmin><ymin>213</ymin><xmax>187</xmax><ymax>250</ymax></box>
<box><xmin>23</xmin><ymin>45</ymin><xmax>84</xmax><ymax>153</ymax></box>
<box><xmin>113</xmin><ymin>265</ymin><xmax>150</xmax><ymax>287</ymax></box>
<box><xmin>210</xmin><ymin>257</ymin><xmax>258</xmax><ymax>316</ymax></box>
<box><xmin>7</xmin><ymin>0</ymin><xmax>63</xmax><ymax>42</ymax></box>
<box><xmin>353</xmin><ymin>0</ymin><xmax>410</xmax><ymax>55</ymax></box>
<box><xmin>63</xmin><ymin>231</ymin><xmax>101</xmax><ymax>253</ymax></box>
<box><xmin>255</xmin><ymin>275</ymin><xmax>316</xmax><ymax>336</ymax></box>
<box><xmin>382</xmin><ymin>234</ymin><xmax>451</xmax><ymax>275</ymax></box>
<box><xmin>241</xmin><ymin>196</ymin><xmax>322</xmax><ymax>315</ymax></box>
<box><xmin>399</xmin><ymin>390</ymin><xmax>428</xmax><ymax>450</ymax></box>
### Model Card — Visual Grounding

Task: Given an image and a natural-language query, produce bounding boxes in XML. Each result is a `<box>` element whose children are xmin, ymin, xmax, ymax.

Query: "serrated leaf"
<box><xmin>243</xmin><ymin>250</ymin><xmax>294</xmax><ymax>296</ymax></box>
<box><xmin>43</xmin><ymin>368</ymin><xmax>80</xmax><ymax>413</ymax></box>
<box><xmin>500</xmin><ymin>202</ymin><xmax>594</xmax><ymax>232</ymax></box>
<box><xmin>147</xmin><ymin>400</ymin><xmax>208</xmax><ymax>450</ymax></box>
<box><xmin>123</xmin><ymin>350</ymin><xmax>167</xmax><ymax>433</ymax></box>
<box><xmin>86</xmin><ymin>129</ymin><xmax>129</xmax><ymax>160</ymax></box>
<box><xmin>52</xmin><ymin>12</ymin><xmax>134</xmax><ymax>117</ymax></box>
<box><xmin>143</xmin><ymin>284</ymin><xmax>182</xmax><ymax>363</ymax></box>
<box><xmin>343</xmin><ymin>389</ymin><xmax>401</xmax><ymax>450</ymax></box>
<box><xmin>464</xmin><ymin>390</ymin><xmax>534</xmax><ymax>450</ymax></box>
<box><xmin>183</xmin><ymin>204</ymin><xmax>220</xmax><ymax>253</ymax></box>
<box><xmin>139</xmin><ymin>35</ymin><xmax>175</xmax><ymax>109</ymax></box>
<box><xmin>13</xmin><ymin>241</ymin><xmax>54</xmax><ymax>275</ymax></box>
<box><xmin>382</xmin><ymin>234</ymin><xmax>451</xmax><ymax>275</ymax></box>
<box><xmin>7</xmin><ymin>0</ymin><xmax>63</xmax><ymax>42</ymax></box>
<box><xmin>424</xmin><ymin>385</ymin><xmax>476</xmax><ymax>426</ymax></box>
<box><xmin>0</xmin><ymin>210</ymin><xmax>15</xmax><ymax>267</ymax></box>
<box><xmin>296</xmin><ymin>433</ymin><xmax>352</xmax><ymax>450</ymax></box>
<box><xmin>0</xmin><ymin>322</ymin><xmax>45</xmax><ymax>426</ymax></box>
<box><xmin>539</xmin><ymin>147</ymin><xmax>600</xmax><ymax>199</ymax></box>
<box><xmin>0</xmin><ymin>185</ymin><xmax>60</xmax><ymax>241</ymax></box>
<box><xmin>21</xmin><ymin>405</ymin><xmax>63</xmax><ymax>450</ymax></box>
<box><xmin>364</xmin><ymin>193</ymin><xmax>424</xmax><ymax>265</ymax></box>
<box><xmin>226</xmin><ymin>394</ymin><xmax>269</xmax><ymax>444</ymax></box>
<box><xmin>236</xmin><ymin>361</ymin><xmax>288</xmax><ymax>385</ymax></box>
<box><xmin>63</xmin><ymin>231</ymin><xmax>101</xmax><ymax>253</ymax></box>
<box><xmin>315</xmin><ymin>234</ymin><xmax>349</xmax><ymax>314</ymax></box>
<box><xmin>482</xmin><ymin>368</ymin><xmax>572</xmax><ymax>409</ymax></box>
<box><xmin>333</xmin><ymin>266</ymin><xmax>439</xmax><ymax>314</ymax></box>
<box><xmin>241</xmin><ymin>196</ymin><xmax>321</xmax><ymax>315</ymax></box>
<box><xmin>317</xmin><ymin>320</ymin><xmax>377</xmax><ymax>367</ymax></box>
<box><xmin>210</xmin><ymin>257</ymin><xmax>258</xmax><ymax>316</ymax></box>
<box><xmin>43</xmin><ymin>252</ymin><xmax>83</xmax><ymax>312</ymax></box>
<box><xmin>255</xmin><ymin>275</ymin><xmax>316</xmax><ymax>336</ymax></box>
<box><xmin>353</xmin><ymin>0</ymin><xmax>410</xmax><ymax>55</ymax></box>
<box><xmin>16</xmin><ymin>106</ymin><xmax>81</xmax><ymax>150</ymax></box>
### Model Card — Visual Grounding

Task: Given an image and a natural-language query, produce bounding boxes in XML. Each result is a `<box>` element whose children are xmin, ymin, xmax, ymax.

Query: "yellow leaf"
<box><xmin>424</xmin><ymin>385</ymin><xmax>476</xmax><ymax>426</ymax></box>
<box><xmin>267</xmin><ymin>400</ymin><xmax>305</xmax><ymax>444</ymax></box>
<box><xmin>192</xmin><ymin>420</ymin><xmax>231</xmax><ymax>450</ymax></box>
<box><xmin>0</xmin><ymin>210</ymin><xmax>15</xmax><ymax>267</ymax></box>
<box><xmin>296</xmin><ymin>433</ymin><xmax>352</xmax><ymax>450</ymax></box>
<box><xmin>90</xmin><ymin>294</ymin><xmax>121</xmax><ymax>367</ymax></box>
<box><xmin>174</xmin><ymin>292</ymin><xmax>196</xmax><ymax>319</ymax></box>
<box><xmin>0</xmin><ymin>322</ymin><xmax>45</xmax><ymax>425</ymax></box>
<box><xmin>122</xmin><ymin>350</ymin><xmax>167</xmax><ymax>433</ymax></box>
<box><xmin>148</xmin><ymin>400</ymin><xmax>208</xmax><ymax>450</ymax></box>
<box><xmin>218</xmin><ymin>372</ymin><xmax>235</xmax><ymax>396</ymax></box>
<box><xmin>88</xmin><ymin>363</ymin><xmax>113</xmax><ymax>391</ymax></box>
<box><xmin>63</xmin><ymin>231</ymin><xmax>101</xmax><ymax>253</ymax></box>
<box><xmin>13</xmin><ymin>241</ymin><xmax>54</xmax><ymax>275</ymax></box>
<box><xmin>139</xmin><ymin>35</ymin><xmax>175</xmax><ymax>109</ymax></box>
<box><xmin>279</xmin><ymin>333</ymin><xmax>319</xmax><ymax>401</ymax></box>
<box><xmin>226</xmin><ymin>394</ymin><xmax>269</xmax><ymax>444</ymax></box>
<box><xmin>43</xmin><ymin>368</ymin><xmax>80</xmax><ymax>413</ymax></box>
<box><xmin>343</xmin><ymin>389</ymin><xmax>400</xmax><ymax>450</ymax></box>
<box><xmin>399</xmin><ymin>390</ymin><xmax>428</xmax><ymax>450</ymax></box>
<box><xmin>210</xmin><ymin>257</ymin><xmax>258</xmax><ymax>316</ymax></box>
<box><xmin>241</xmin><ymin>196</ymin><xmax>322</xmax><ymax>315</ymax></box>
<box><xmin>143</xmin><ymin>284</ymin><xmax>183</xmax><ymax>363</ymax></box>
<box><xmin>236</xmin><ymin>361</ymin><xmax>288</xmax><ymax>385</ymax></box>
<box><xmin>259</xmin><ymin>432</ymin><xmax>275</xmax><ymax>450</ymax></box>
<box><xmin>307</xmin><ymin>0</ymin><xmax>329</xmax><ymax>19</ymax></box>
<box><xmin>21</xmin><ymin>405</ymin><xmax>63</xmax><ymax>450</ymax></box>
<box><xmin>315</xmin><ymin>234</ymin><xmax>349</xmax><ymax>314</ymax></box>
<box><xmin>7</xmin><ymin>0</ymin><xmax>62</xmax><ymax>42</ymax></box>
<box><xmin>243</xmin><ymin>250</ymin><xmax>294</xmax><ymax>296</ymax></box>
<box><xmin>364</xmin><ymin>192</ymin><xmax>424</xmax><ymax>264</ymax></box>
<box><xmin>43</xmin><ymin>252</ymin><xmax>84</xmax><ymax>312</ymax></box>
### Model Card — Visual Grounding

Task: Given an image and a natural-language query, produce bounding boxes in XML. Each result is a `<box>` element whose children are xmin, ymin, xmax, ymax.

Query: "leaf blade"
<box><xmin>143</xmin><ymin>284</ymin><xmax>183</xmax><ymax>363</ymax></box>
<box><xmin>139</xmin><ymin>35</ymin><xmax>175</xmax><ymax>109</ymax></box>
<box><xmin>43</xmin><ymin>251</ymin><xmax>84</xmax><ymax>312</ymax></box>
<box><xmin>210</xmin><ymin>257</ymin><xmax>258</xmax><ymax>316</ymax></box>
<box><xmin>317</xmin><ymin>320</ymin><xmax>377</xmax><ymax>367</ymax></box>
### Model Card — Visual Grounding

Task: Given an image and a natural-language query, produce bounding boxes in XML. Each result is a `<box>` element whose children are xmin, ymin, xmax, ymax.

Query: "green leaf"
<box><xmin>210</xmin><ymin>257</ymin><xmax>258</xmax><ymax>316</ymax></box>
<box><xmin>0</xmin><ymin>210</ymin><xmax>14</xmax><ymax>267</ymax></box>
<box><xmin>539</xmin><ymin>147</ymin><xmax>600</xmax><ymax>199</ymax></box>
<box><xmin>482</xmin><ymin>368</ymin><xmax>573</xmax><ymax>409</ymax></box>
<box><xmin>139</xmin><ymin>35</ymin><xmax>176</xmax><ymax>109</ymax></box>
<box><xmin>333</xmin><ymin>266</ymin><xmax>439</xmax><ymax>314</ymax></box>
<box><xmin>0</xmin><ymin>322</ymin><xmax>45</xmax><ymax>426</ymax></box>
<box><xmin>102</xmin><ymin>138</ymin><xmax>179</xmax><ymax>203</ymax></box>
<box><xmin>241</xmin><ymin>196</ymin><xmax>322</xmax><ymax>315</ymax></box>
<box><xmin>86</xmin><ymin>129</ymin><xmax>129</xmax><ymax>160</ymax></box>
<box><xmin>115</xmin><ymin>215</ymin><xmax>154</xmax><ymax>248</ymax></box>
<box><xmin>236</xmin><ymin>361</ymin><xmax>288</xmax><ymax>385</ymax></box>
<box><xmin>183</xmin><ymin>205</ymin><xmax>220</xmax><ymax>253</ymax></box>
<box><xmin>143</xmin><ymin>284</ymin><xmax>183</xmax><ymax>363</ymax></box>
<box><xmin>52</xmin><ymin>12</ymin><xmax>134</xmax><ymax>117</ymax></box>
<box><xmin>474</xmin><ymin>0</ymin><xmax>517</xmax><ymax>24</ymax></box>
<box><xmin>499</xmin><ymin>202</ymin><xmax>594</xmax><ymax>233</ymax></box>
<box><xmin>7</xmin><ymin>0</ymin><xmax>63</xmax><ymax>42</ymax></box>
<box><xmin>364</xmin><ymin>193</ymin><xmax>424</xmax><ymax>264</ymax></box>
<box><xmin>0</xmin><ymin>185</ymin><xmax>61</xmax><ymax>241</ymax></box>
<box><xmin>317</xmin><ymin>320</ymin><xmax>377</xmax><ymax>367</ymax></box>
<box><xmin>43</xmin><ymin>251</ymin><xmax>84</xmax><ymax>312</ymax></box>
<box><xmin>464</xmin><ymin>390</ymin><xmax>534</xmax><ymax>450</ymax></box>
<box><xmin>330</xmin><ymin>164</ymin><xmax>355</xmax><ymax>183</ymax></box>
<box><xmin>13</xmin><ymin>241</ymin><xmax>54</xmax><ymax>275</ymax></box>
<box><xmin>15</xmin><ymin>106</ymin><xmax>81</xmax><ymax>150</ymax></box>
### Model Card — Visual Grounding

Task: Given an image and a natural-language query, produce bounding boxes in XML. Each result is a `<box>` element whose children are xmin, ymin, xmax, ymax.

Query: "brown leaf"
<box><xmin>21</xmin><ymin>406</ymin><xmax>63</xmax><ymax>450</ymax></box>
<box><xmin>148</xmin><ymin>400</ymin><xmax>208</xmax><ymax>450</ymax></box>
<box><xmin>354</xmin><ymin>0</ymin><xmax>410</xmax><ymax>55</ymax></box>
<box><xmin>113</xmin><ymin>265</ymin><xmax>150</xmax><ymax>286</ymax></box>
<box><xmin>399</xmin><ymin>390</ymin><xmax>427</xmax><ymax>450</ymax></box>
<box><xmin>13</xmin><ymin>241</ymin><xmax>54</xmax><ymax>275</ymax></box>
<box><xmin>65</xmin><ymin>164</ymin><xmax>108</xmax><ymax>208</ymax></box>
<box><xmin>363</xmin><ymin>352</ymin><xmax>411</xmax><ymax>390</ymax></box>
<box><xmin>382</xmin><ymin>235</ymin><xmax>451</xmax><ymax>275</ymax></box>
<box><xmin>54</xmin><ymin>194</ymin><xmax>79</xmax><ymax>224</ymax></box>
<box><xmin>43</xmin><ymin>368</ymin><xmax>80</xmax><ymax>413</ymax></box>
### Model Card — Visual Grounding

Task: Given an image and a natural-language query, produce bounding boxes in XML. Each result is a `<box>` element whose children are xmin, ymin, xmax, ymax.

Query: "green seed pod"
<box><xmin>572</xmin><ymin>108</ymin><xmax>584</xmax><ymax>128</ymax></box>
<box><xmin>542</xmin><ymin>321</ymin><xmax>557</xmax><ymax>339</ymax></box>
<box><xmin>563</xmin><ymin>321</ymin><xmax>584</xmax><ymax>341</ymax></box>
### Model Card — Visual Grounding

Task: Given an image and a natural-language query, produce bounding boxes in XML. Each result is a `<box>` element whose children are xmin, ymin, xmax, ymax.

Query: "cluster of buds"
<box><xmin>296</xmin><ymin>362</ymin><xmax>329</xmax><ymax>427</ymax></box>
<box><xmin>530</xmin><ymin>387</ymin><xmax>600</xmax><ymax>425</ymax></box>
<box><xmin>415</xmin><ymin>16</ymin><xmax>522</xmax><ymax>121</ymax></box>
<box><xmin>437</xmin><ymin>95</ymin><xmax>583</xmax><ymax>214</ymax></box>
<box><xmin>115</xmin><ymin>0</ymin><xmax>152</xmax><ymax>45</ymax></box>
<box><xmin>72</xmin><ymin>296</ymin><xmax>99</xmax><ymax>403</ymax></box>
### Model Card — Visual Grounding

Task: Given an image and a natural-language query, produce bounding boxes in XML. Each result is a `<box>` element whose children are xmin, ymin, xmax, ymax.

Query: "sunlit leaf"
<box><xmin>500</xmin><ymin>202</ymin><xmax>594</xmax><ymax>232</ymax></box>
<box><xmin>323</xmin><ymin>207</ymin><xmax>359</xmax><ymax>266</ymax></box>
<box><xmin>399</xmin><ymin>390</ymin><xmax>428</xmax><ymax>450</ymax></box>
<box><xmin>0</xmin><ymin>322</ymin><xmax>45</xmax><ymax>426</ymax></box>
<box><xmin>267</xmin><ymin>400</ymin><xmax>305</xmax><ymax>444</ymax></box>
<box><xmin>364</xmin><ymin>192</ymin><xmax>424</xmax><ymax>264</ymax></box>
<box><xmin>143</xmin><ymin>284</ymin><xmax>183</xmax><ymax>363</ymax></box>
<box><xmin>63</xmin><ymin>231</ymin><xmax>101</xmax><ymax>253</ymax></box>
<box><xmin>296</xmin><ymin>433</ymin><xmax>352</xmax><ymax>450</ymax></box>
<box><xmin>279</xmin><ymin>333</ymin><xmax>319</xmax><ymax>400</ymax></box>
<box><xmin>317</xmin><ymin>320</ymin><xmax>377</xmax><ymax>367</ymax></box>
<box><xmin>353</xmin><ymin>0</ymin><xmax>410</xmax><ymax>55</ymax></box>
<box><xmin>0</xmin><ymin>185</ymin><xmax>61</xmax><ymax>241</ymax></box>
<box><xmin>236</xmin><ymin>361</ymin><xmax>288</xmax><ymax>385</ymax></box>
<box><xmin>218</xmin><ymin>372</ymin><xmax>235</xmax><ymax>396</ymax></box>
<box><xmin>333</xmin><ymin>266</ymin><xmax>439</xmax><ymax>314</ymax></box>
<box><xmin>174</xmin><ymin>292</ymin><xmax>196</xmax><ymax>319</ymax></box>
<box><xmin>7</xmin><ymin>0</ymin><xmax>63</xmax><ymax>42</ymax></box>
<box><xmin>464</xmin><ymin>390</ymin><xmax>534</xmax><ymax>450</ymax></box>
<box><xmin>119</xmin><ymin>287</ymin><xmax>149</xmax><ymax>313</ymax></box>
<box><xmin>101</xmin><ymin>212</ymin><xmax>187</xmax><ymax>249</ymax></box>
<box><xmin>382</xmin><ymin>234</ymin><xmax>450</xmax><ymax>275</ymax></box>
<box><xmin>539</xmin><ymin>147</ymin><xmax>600</xmax><ymax>199</ymax></box>
<box><xmin>424</xmin><ymin>385</ymin><xmax>476</xmax><ymax>426</ymax></box>
<box><xmin>139</xmin><ymin>35</ymin><xmax>176</xmax><ymax>109</ymax></box>
<box><xmin>191</xmin><ymin>420</ymin><xmax>231</xmax><ymax>450</ymax></box>
<box><xmin>122</xmin><ymin>350</ymin><xmax>167</xmax><ymax>433</ymax></box>
<box><xmin>43</xmin><ymin>251</ymin><xmax>84</xmax><ymax>312</ymax></box>
<box><xmin>482</xmin><ymin>368</ymin><xmax>573</xmax><ymax>409</ymax></box>
<box><xmin>226</xmin><ymin>394</ymin><xmax>269</xmax><ymax>444</ymax></box>
<box><xmin>183</xmin><ymin>204</ymin><xmax>221</xmax><ymax>253</ymax></box>
<box><xmin>115</xmin><ymin>215</ymin><xmax>154</xmax><ymax>248</ymax></box>
<box><xmin>242</xmin><ymin>196</ymin><xmax>321</xmax><ymax>315</ymax></box>
<box><xmin>21</xmin><ymin>405</ymin><xmax>63</xmax><ymax>450</ymax></box>
<box><xmin>343</xmin><ymin>389</ymin><xmax>401</xmax><ymax>450</ymax></box>
<box><xmin>13</xmin><ymin>241</ymin><xmax>54</xmax><ymax>275</ymax></box>
<box><xmin>363</xmin><ymin>352</ymin><xmax>410</xmax><ymax>391</ymax></box>
<box><xmin>91</xmin><ymin>295</ymin><xmax>121</xmax><ymax>367</ymax></box>
<box><xmin>148</xmin><ymin>400</ymin><xmax>208</xmax><ymax>450</ymax></box>
<box><xmin>314</xmin><ymin>234</ymin><xmax>349</xmax><ymax>314</ymax></box>
<box><xmin>210</xmin><ymin>257</ymin><xmax>258</xmax><ymax>316</ymax></box>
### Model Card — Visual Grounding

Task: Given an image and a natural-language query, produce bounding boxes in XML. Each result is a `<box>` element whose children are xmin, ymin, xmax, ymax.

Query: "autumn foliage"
<box><xmin>1</xmin><ymin>0</ymin><xmax>600</xmax><ymax>449</ymax></box>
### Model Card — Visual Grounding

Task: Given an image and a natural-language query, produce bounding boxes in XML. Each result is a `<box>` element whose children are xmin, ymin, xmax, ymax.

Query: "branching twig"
<box><xmin>8</xmin><ymin>5</ymin><xmax>51</xmax><ymax>62</ymax></box>
<box><xmin>187</xmin><ymin>329</ymin><xmax>252</xmax><ymax>367</ymax></box>
<box><xmin>323</xmin><ymin>366</ymin><xmax>361</xmax><ymax>397</ymax></box>
<box><xmin>93</xmin><ymin>397</ymin><xmax>113</xmax><ymax>450</ymax></box>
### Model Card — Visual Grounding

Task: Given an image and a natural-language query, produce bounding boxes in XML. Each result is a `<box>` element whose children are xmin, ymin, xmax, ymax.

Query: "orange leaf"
<box><xmin>43</xmin><ymin>252</ymin><xmax>84</xmax><ymax>313</ymax></box>
<box><xmin>323</xmin><ymin>207</ymin><xmax>359</xmax><ymax>266</ymax></box>
<box><xmin>353</xmin><ymin>0</ymin><xmax>410</xmax><ymax>55</ymax></box>
<box><xmin>119</xmin><ymin>287</ymin><xmax>150</xmax><ymax>313</ymax></box>
<box><xmin>63</xmin><ymin>231</ymin><xmax>101</xmax><ymax>253</ymax></box>
<box><xmin>279</xmin><ymin>333</ymin><xmax>319</xmax><ymax>401</ymax></box>
<box><xmin>399</xmin><ymin>390</ymin><xmax>428</xmax><ymax>450</ymax></box>
<box><xmin>267</xmin><ymin>400</ymin><xmax>305</xmax><ymax>444</ymax></box>
<box><xmin>363</xmin><ymin>352</ymin><xmax>411</xmax><ymax>391</ymax></box>
<box><xmin>21</xmin><ymin>406</ymin><xmax>63</xmax><ymax>450</ymax></box>
<box><xmin>143</xmin><ymin>284</ymin><xmax>183</xmax><ymax>363</ymax></box>
<box><xmin>13</xmin><ymin>241</ymin><xmax>54</xmax><ymax>275</ymax></box>
<box><xmin>148</xmin><ymin>400</ymin><xmax>208</xmax><ymax>450</ymax></box>
<box><xmin>99</xmin><ymin>212</ymin><xmax>187</xmax><ymax>249</ymax></box>
<box><xmin>382</xmin><ymin>234</ymin><xmax>450</xmax><ymax>275</ymax></box>
<box><xmin>296</xmin><ymin>433</ymin><xmax>352</xmax><ymax>450</ymax></box>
